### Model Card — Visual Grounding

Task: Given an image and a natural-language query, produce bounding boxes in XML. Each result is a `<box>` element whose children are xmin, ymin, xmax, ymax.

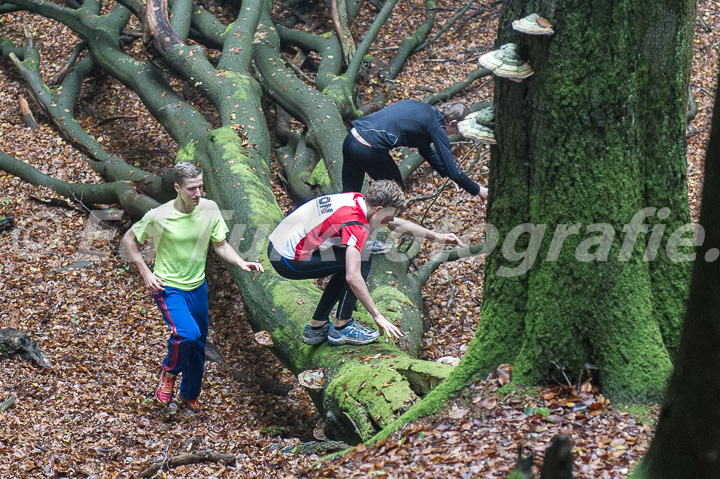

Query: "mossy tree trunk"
<box><xmin>631</xmin><ymin>56</ymin><xmax>720</xmax><ymax>479</ymax></box>
<box><xmin>0</xmin><ymin>0</ymin><xmax>485</xmax><ymax>443</ymax></box>
<box><xmin>374</xmin><ymin>1</ymin><xmax>696</xmax><ymax>426</ymax></box>
<box><xmin>469</xmin><ymin>0</ymin><xmax>695</xmax><ymax>402</ymax></box>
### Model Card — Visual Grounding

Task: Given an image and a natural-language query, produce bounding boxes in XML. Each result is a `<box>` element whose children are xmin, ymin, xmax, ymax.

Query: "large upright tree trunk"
<box><xmin>474</xmin><ymin>0</ymin><xmax>696</xmax><ymax>402</ymax></box>
<box><xmin>367</xmin><ymin>0</ymin><xmax>697</xmax><ymax>447</ymax></box>
<box><xmin>389</xmin><ymin>0</ymin><xmax>695</xmax><ymax>415</ymax></box>
<box><xmin>631</xmin><ymin>57</ymin><xmax>720</xmax><ymax>479</ymax></box>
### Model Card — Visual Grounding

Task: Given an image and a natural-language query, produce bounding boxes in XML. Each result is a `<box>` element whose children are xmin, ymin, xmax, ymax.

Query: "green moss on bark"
<box><xmin>308</xmin><ymin>159</ymin><xmax>331</xmax><ymax>187</ymax></box>
<box><xmin>176</xmin><ymin>142</ymin><xmax>197</xmax><ymax>163</ymax></box>
<box><xmin>444</xmin><ymin>0</ymin><xmax>691</xmax><ymax>407</ymax></box>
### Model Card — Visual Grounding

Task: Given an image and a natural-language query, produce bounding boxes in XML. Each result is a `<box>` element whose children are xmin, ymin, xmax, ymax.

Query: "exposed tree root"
<box><xmin>138</xmin><ymin>449</ymin><xmax>236</xmax><ymax>477</ymax></box>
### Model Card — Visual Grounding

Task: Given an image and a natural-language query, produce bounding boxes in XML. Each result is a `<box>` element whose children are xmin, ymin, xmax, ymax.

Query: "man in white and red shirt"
<box><xmin>268</xmin><ymin>180</ymin><xmax>465</xmax><ymax>346</ymax></box>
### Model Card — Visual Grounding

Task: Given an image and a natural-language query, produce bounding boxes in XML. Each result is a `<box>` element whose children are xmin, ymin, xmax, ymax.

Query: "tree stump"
<box><xmin>0</xmin><ymin>328</ymin><xmax>52</xmax><ymax>368</ymax></box>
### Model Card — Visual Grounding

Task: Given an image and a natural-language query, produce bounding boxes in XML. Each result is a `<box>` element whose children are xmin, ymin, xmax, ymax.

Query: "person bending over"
<box><xmin>342</xmin><ymin>99</ymin><xmax>488</xmax><ymax>198</ymax></box>
<box><xmin>267</xmin><ymin>180</ymin><xmax>464</xmax><ymax>346</ymax></box>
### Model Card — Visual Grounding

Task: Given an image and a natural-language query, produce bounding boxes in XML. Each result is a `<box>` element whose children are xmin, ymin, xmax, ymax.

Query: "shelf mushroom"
<box><xmin>436</xmin><ymin>356</ymin><xmax>461</xmax><ymax>367</ymax></box>
<box><xmin>478</xmin><ymin>43</ymin><xmax>533</xmax><ymax>82</ymax></box>
<box><xmin>254</xmin><ymin>330</ymin><xmax>274</xmax><ymax>347</ymax></box>
<box><xmin>512</xmin><ymin>13</ymin><xmax>554</xmax><ymax>36</ymax></box>
<box><xmin>458</xmin><ymin>107</ymin><xmax>496</xmax><ymax>145</ymax></box>
<box><xmin>298</xmin><ymin>368</ymin><xmax>325</xmax><ymax>389</ymax></box>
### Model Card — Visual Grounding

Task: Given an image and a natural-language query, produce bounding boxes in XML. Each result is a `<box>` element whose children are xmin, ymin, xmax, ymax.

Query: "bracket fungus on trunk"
<box><xmin>458</xmin><ymin>107</ymin><xmax>496</xmax><ymax>144</ymax></box>
<box><xmin>254</xmin><ymin>330</ymin><xmax>274</xmax><ymax>347</ymax></box>
<box><xmin>298</xmin><ymin>369</ymin><xmax>325</xmax><ymax>389</ymax></box>
<box><xmin>478</xmin><ymin>43</ymin><xmax>533</xmax><ymax>82</ymax></box>
<box><xmin>512</xmin><ymin>13</ymin><xmax>554</xmax><ymax>36</ymax></box>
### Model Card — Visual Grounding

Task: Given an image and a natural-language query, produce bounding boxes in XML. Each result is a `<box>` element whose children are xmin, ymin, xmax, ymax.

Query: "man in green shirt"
<box><xmin>123</xmin><ymin>162</ymin><xmax>263</xmax><ymax>410</ymax></box>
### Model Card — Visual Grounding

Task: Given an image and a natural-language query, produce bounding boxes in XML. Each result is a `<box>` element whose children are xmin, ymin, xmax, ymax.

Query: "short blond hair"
<box><xmin>173</xmin><ymin>161</ymin><xmax>202</xmax><ymax>186</ymax></box>
<box><xmin>437</xmin><ymin>102</ymin><xmax>470</xmax><ymax>124</ymax></box>
<box><xmin>364</xmin><ymin>180</ymin><xmax>406</xmax><ymax>210</ymax></box>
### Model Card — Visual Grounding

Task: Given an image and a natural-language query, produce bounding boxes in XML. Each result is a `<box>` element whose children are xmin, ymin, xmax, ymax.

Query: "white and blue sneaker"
<box><xmin>328</xmin><ymin>320</ymin><xmax>381</xmax><ymax>346</ymax></box>
<box><xmin>367</xmin><ymin>238</ymin><xmax>393</xmax><ymax>255</ymax></box>
<box><xmin>302</xmin><ymin>322</ymin><xmax>331</xmax><ymax>345</ymax></box>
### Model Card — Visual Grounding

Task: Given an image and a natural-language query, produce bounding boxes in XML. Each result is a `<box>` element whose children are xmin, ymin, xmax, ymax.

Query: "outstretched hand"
<box><xmin>239</xmin><ymin>260</ymin><xmax>264</xmax><ymax>273</ymax></box>
<box><xmin>440</xmin><ymin>233</ymin><xmax>466</xmax><ymax>248</ymax></box>
<box><xmin>373</xmin><ymin>314</ymin><xmax>404</xmax><ymax>340</ymax></box>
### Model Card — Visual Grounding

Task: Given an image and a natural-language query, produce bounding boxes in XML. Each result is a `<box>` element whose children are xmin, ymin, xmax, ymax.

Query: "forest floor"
<box><xmin>0</xmin><ymin>1</ymin><xmax>718</xmax><ymax>478</ymax></box>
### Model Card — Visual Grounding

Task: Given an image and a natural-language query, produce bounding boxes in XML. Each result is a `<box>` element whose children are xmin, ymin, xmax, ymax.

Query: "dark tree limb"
<box><xmin>143</xmin><ymin>0</ymin><xmax>183</xmax><ymax>52</ymax></box>
<box><xmin>387</xmin><ymin>0</ymin><xmax>436</xmax><ymax>80</ymax></box>
<box><xmin>18</xmin><ymin>0</ymin><xmax>213</xmax><ymax>148</ymax></box>
<box><xmin>142</xmin><ymin>0</ymin><xmax>270</xmax><ymax>170</ymax></box>
<box><xmin>168</xmin><ymin>0</ymin><xmax>193</xmax><ymax>42</ymax></box>
<box><xmin>0</xmin><ymin>397</ymin><xmax>15</xmax><ymax>413</ymax></box>
<box><xmin>97</xmin><ymin>115</ymin><xmax>139</xmax><ymax>126</ymax></box>
<box><xmin>253</xmin><ymin>9</ymin><xmax>347</xmax><ymax>190</ymax></box>
<box><xmin>49</xmin><ymin>40</ymin><xmax>87</xmax><ymax>86</ymax></box>
<box><xmin>187</xmin><ymin>4</ymin><xmax>225</xmax><ymax>50</ymax></box>
<box><xmin>345</xmin><ymin>0</ymin><xmax>365</xmax><ymax>24</ymax></box>
<box><xmin>204</xmin><ymin>342</ymin><xmax>293</xmax><ymax>396</ymax></box>
<box><xmin>18</xmin><ymin>96</ymin><xmax>38</xmax><ymax>129</ymax></box>
<box><xmin>294</xmin><ymin>440</ymin><xmax>350</xmax><ymax>454</ymax></box>
<box><xmin>274</xmin><ymin>106</ymin><xmax>319</xmax><ymax>202</ymax></box>
<box><xmin>0</xmin><ymin>328</ymin><xmax>52</xmax><ymax>368</ymax></box>
<box><xmin>168</xmin><ymin>451</ymin><xmax>236</xmax><ymax>468</ymax></box>
<box><xmin>357</xmin><ymin>58</ymin><xmax>391</xmax><ymax>116</ymax></box>
<box><xmin>274</xmin><ymin>105</ymin><xmax>301</xmax><ymax>149</ymax></box>
<box><xmin>5</xmin><ymin>42</ymin><xmax>170</xmax><ymax>200</ymax></box>
<box><xmin>0</xmin><ymin>151</ymin><xmax>159</xmax><ymax>217</ymax></box>
<box><xmin>349</xmin><ymin>0</ymin><xmax>436</xmax><ymax>110</ymax></box>
<box><xmin>282</xmin><ymin>52</ymin><xmax>317</xmax><ymax>84</ymax></box>
<box><xmin>138</xmin><ymin>449</ymin><xmax>236</xmax><ymax>478</ymax></box>
<box><xmin>413</xmin><ymin>0</ymin><xmax>478</xmax><ymax>53</ymax></box>
<box><xmin>276</xmin><ymin>25</ymin><xmax>343</xmax><ymax>89</ymax></box>
<box><xmin>216</xmin><ymin>0</ymin><xmax>261</xmax><ymax>73</ymax></box>
<box><xmin>422</xmin><ymin>67</ymin><xmax>492</xmax><ymax>106</ymax></box>
<box><xmin>331</xmin><ymin>0</ymin><xmax>355</xmax><ymax>64</ymax></box>
<box><xmin>1</xmin><ymin>0</ymin><xmax>89</xmax><ymax>38</ymax></box>
<box><xmin>413</xmin><ymin>242</ymin><xmax>487</xmax><ymax>290</ymax></box>
<box><xmin>0</xmin><ymin>4</ymin><xmax>24</xmax><ymax>13</ymax></box>
<box><xmin>345</xmin><ymin>0</ymin><xmax>398</xmax><ymax>87</ymax></box>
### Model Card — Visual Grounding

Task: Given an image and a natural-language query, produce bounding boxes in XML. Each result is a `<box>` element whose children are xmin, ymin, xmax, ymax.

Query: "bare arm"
<box><xmin>345</xmin><ymin>247</ymin><xmax>404</xmax><ymax>340</ymax></box>
<box><xmin>387</xmin><ymin>217</ymin><xmax>466</xmax><ymax>247</ymax></box>
<box><xmin>212</xmin><ymin>240</ymin><xmax>264</xmax><ymax>273</ymax></box>
<box><xmin>122</xmin><ymin>228</ymin><xmax>165</xmax><ymax>294</ymax></box>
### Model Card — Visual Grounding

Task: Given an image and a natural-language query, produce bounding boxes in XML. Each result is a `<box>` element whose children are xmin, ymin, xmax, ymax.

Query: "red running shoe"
<box><xmin>177</xmin><ymin>393</ymin><xmax>200</xmax><ymax>411</ymax></box>
<box><xmin>155</xmin><ymin>370</ymin><xmax>176</xmax><ymax>404</ymax></box>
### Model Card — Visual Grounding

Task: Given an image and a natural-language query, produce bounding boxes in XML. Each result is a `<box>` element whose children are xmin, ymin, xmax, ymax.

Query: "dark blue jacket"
<box><xmin>351</xmin><ymin>100</ymin><xmax>480</xmax><ymax>195</ymax></box>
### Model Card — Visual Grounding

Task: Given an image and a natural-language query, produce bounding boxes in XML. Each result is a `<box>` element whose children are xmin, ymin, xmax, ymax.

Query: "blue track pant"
<box><xmin>153</xmin><ymin>280</ymin><xmax>208</xmax><ymax>400</ymax></box>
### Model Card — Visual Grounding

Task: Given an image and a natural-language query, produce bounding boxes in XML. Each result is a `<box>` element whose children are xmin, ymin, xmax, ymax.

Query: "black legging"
<box><xmin>341</xmin><ymin>133</ymin><xmax>405</xmax><ymax>193</ymax></box>
<box><xmin>268</xmin><ymin>243</ymin><xmax>372</xmax><ymax>321</ymax></box>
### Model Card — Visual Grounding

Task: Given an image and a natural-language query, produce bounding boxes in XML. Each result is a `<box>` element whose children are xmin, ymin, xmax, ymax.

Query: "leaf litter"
<box><xmin>0</xmin><ymin>0</ymin><xmax>717</xmax><ymax>477</ymax></box>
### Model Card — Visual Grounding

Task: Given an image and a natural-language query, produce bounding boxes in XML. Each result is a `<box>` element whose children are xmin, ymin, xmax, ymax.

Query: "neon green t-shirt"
<box><xmin>132</xmin><ymin>198</ymin><xmax>229</xmax><ymax>291</ymax></box>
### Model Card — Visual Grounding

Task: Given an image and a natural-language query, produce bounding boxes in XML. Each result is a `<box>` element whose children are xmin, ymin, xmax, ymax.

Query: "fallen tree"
<box><xmin>0</xmin><ymin>0</ymin><xmax>488</xmax><ymax>443</ymax></box>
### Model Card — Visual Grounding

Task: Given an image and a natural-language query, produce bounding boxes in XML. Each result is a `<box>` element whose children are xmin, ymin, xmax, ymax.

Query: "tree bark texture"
<box><xmin>631</xmin><ymin>49</ymin><xmax>720</xmax><ymax>479</ymax></box>
<box><xmin>475</xmin><ymin>0</ymin><xmax>696</xmax><ymax>401</ymax></box>
<box><xmin>417</xmin><ymin>0</ymin><xmax>696</xmax><ymax>407</ymax></box>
